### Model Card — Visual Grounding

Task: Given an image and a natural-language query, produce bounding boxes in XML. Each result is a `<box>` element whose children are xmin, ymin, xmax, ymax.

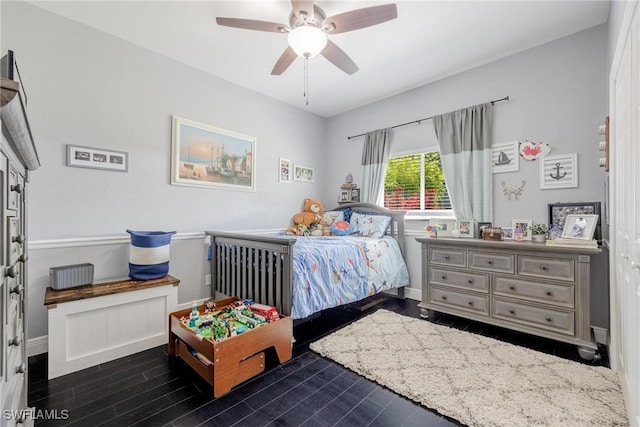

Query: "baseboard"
<box><xmin>28</xmin><ymin>335</ymin><xmax>48</xmax><ymax>357</ymax></box>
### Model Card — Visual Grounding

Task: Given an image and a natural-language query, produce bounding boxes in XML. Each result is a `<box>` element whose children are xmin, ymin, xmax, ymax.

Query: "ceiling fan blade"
<box><xmin>291</xmin><ymin>0</ymin><xmax>314</xmax><ymax>21</ymax></box>
<box><xmin>323</xmin><ymin>4</ymin><xmax>397</xmax><ymax>34</ymax></box>
<box><xmin>321</xmin><ymin>40</ymin><xmax>359</xmax><ymax>75</ymax></box>
<box><xmin>216</xmin><ymin>17</ymin><xmax>288</xmax><ymax>33</ymax></box>
<box><xmin>271</xmin><ymin>47</ymin><xmax>298</xmax><ymax>75</ymax></box>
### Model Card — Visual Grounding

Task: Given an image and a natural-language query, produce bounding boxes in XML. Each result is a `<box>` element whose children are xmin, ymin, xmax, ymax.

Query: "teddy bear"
<box><xmin>317</xmin><ymin>213</ymin><xmax>335</xmax><ymax>236</ymax></box>
<box><xmin>285</xmin><ymin>198</ymin><xmax>325</xmax><ymax>236</ymax></box>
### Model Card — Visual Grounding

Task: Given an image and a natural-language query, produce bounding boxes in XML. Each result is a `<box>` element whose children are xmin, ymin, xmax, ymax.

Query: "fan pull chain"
<box><xmin>303</xmin><ymin>55</ymin><xmax>309</xmax><ymax>106</ymax></box>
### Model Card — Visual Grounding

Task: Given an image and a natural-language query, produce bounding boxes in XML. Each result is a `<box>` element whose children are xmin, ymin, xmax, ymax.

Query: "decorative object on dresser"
<box><xmin>511</xmin><ymin>219</ymin><xmax>532</xmax><ymax>241</ymax></box>
<box><xmin>476</xmin><ymin>222</ymin><xmax>491</xmax><ymax>239</ymax></box>
<box><xmin>415</xmin><ymin>237</ymin><xmax>603</xmax><ymax>359</ymax></box>
<box><xmin>457</xmin><ymin>219</ymin><xmax>473</xmax><ymax>238</ymax></box>
<box><xmin>501</xmin><ymin>226</ymin><xmax>514</xmax><ymax>240</ymax></box>
<box><xmin>548</xmin><ymin>201</ymin><xmax>601</xmax><ymax>242</ymax></box>
<box><xmin>170</xmin><ymin>116</ymin><xmax>256</xmax><ymax>191</ymax></box>
<box><xmin>1</xmin><ymin>49</ymin><xmax>40</xmax><ymax>422</ymax></box>
<box><xmin>560</xmin><ymin>214</ymin><xmax>599</xmax><ymax>240</ymax></box>
<box><xmin>530</xmin><ymin>223</ymin><xmax>548</xmax><ymax>242</ymax></box>
<box><xmin>482</xmin><ymin>226</ymin><xmax>502</xmax><ymax>241</ymax></box>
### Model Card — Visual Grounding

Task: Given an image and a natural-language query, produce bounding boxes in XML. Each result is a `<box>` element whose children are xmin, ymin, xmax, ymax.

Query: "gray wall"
<box><xmin>1</xmin><ymin>1</ymin><xmax>328</xmax><ymax>340</ymax></box>
<box><xmin>324</xmin><ymin>24</ymin><xmax>608</xmax><ymax>295</ymax></box>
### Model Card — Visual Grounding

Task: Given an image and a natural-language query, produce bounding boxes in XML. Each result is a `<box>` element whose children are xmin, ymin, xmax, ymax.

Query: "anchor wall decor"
<box><xmin>540</xmin><ymin>153</ymin><xmax>578</xmax><ymax>189</ymax></box>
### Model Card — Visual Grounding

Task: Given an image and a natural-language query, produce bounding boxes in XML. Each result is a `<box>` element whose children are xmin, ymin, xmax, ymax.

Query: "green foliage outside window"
<box><xmin>384</xmin><ymin>152</ymin><xmax>451</xmax><ymax>210</ymax></box>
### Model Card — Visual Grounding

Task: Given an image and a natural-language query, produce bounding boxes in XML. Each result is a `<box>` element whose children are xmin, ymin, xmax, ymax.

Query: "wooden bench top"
<box><xmin>44</xmin><ymin>275</ymin><xmax>180</xmax><ymax>307</ymax></box>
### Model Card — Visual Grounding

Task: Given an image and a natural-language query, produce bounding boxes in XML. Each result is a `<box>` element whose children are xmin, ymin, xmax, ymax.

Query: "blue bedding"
<box><xmin>290</xmin><ymin>236</ymin><xmax>410</xmax><ymax>319</ymax></box>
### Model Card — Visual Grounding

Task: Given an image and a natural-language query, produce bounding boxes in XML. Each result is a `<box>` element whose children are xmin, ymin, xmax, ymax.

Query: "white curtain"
<box><xmin>432</xmin><ymin>103</ymin><xmax>493</xmax><ymax>222</ymax></box>
<box><xmin>361</xmin><ymin>128</ymin><xmax>391</xmax><ymax>204</ymax></box>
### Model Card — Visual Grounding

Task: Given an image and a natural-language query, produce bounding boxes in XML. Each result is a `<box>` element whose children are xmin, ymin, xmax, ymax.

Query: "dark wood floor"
<box><xmin>28</xmin><ymin>297</ymin><xmax>609</xmax><ymax>427</ymax></box>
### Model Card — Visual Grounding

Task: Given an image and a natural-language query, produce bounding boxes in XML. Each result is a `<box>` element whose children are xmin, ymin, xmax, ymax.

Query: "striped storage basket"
<box><xmin>127</xmin><ymin>229</ymin><xmax>176</xmax><ymax>280</ymax></box>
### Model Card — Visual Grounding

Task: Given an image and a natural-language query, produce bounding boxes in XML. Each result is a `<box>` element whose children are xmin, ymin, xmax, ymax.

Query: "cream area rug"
<box><xmin>310</xmin><ymin>309</ymin><xmax>628</xmax><ymax>427</ymax></box>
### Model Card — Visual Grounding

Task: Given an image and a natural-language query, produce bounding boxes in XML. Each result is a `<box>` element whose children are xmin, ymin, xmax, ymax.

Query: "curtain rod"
<box><xmin>347</xmin><ymin>96</ymin><xmax>510</xmax><ymax>140</ymax></box>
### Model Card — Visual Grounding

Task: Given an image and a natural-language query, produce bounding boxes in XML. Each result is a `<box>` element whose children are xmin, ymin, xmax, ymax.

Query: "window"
<box><xmin>383</xmin><ymin>151</ymin><xmax>451</xmax><ymax>212</ymax></box>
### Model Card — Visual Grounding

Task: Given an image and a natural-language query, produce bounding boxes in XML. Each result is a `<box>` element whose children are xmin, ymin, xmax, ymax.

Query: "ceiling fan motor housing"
<box><xmin>288</xmin><ymin>4</ymin><xmax>326</xmax><ymax>30</ymax></box>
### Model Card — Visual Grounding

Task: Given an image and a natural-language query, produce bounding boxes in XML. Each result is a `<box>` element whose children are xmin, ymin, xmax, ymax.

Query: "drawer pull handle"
<box><xmin>545</xmin><ymin>289</ymin><xmax>553</xmax><ymax>296</ymax></box>
<box><xmin>441</xmin><ymin>275</ymin><xmax>447</xmax><ymax>280</ymax></box>
<box><xmin>18</xmin><ymin>254</ymin><xmax>28</xmax><ymax>263</ymax></box>
<box><xmin>10</xmin><ymin>285</ymin><xmax>22</xmax><ymax>295</ymax></box>
<box><xmin>16</xmin><ymin>363</ymin><xmax>26</xmax><ymax>374</ymax></box>
<box><xmin>467</xmin><ymin>301</ymin><xmax>474</xmax><ymax>306</ymax></box>
<box><xmin>509</xmin><ymin>285</ymin><xmax>516</xmax><ymax>291</ymax></box>
<box><xmin>8</xmin><ymin>336</ymin><xmax>21</xmax><ymax>347</ymax></box>
<box><xmin>12</xmin><ymin>234</ymin><xmax>25</xmax><ymax>244</ymax></box>
<box><xmin>508</xmin><ymin>309</ymin><xmax>515</xmax><ymax>315</ymax></box>
<box><xmin>443</xmin><ymin>255</ymin><xmax>450</xmax><ymax>260</ymax></box>
<box><xmin>441</xmin><ymin>295</ymin><xmax>447</xmax><ymax>300</ymax></box>
<box><xmin>540</xmin><ymin>265</ymin><xmax>548</xmax><ymax>271</ymax></box>
<box><xmin>10</xmin><ymin>183</ymin><xmax>22</xmax><ymax>194</ymax></box>
<box><xmin>487</xmin><ymin>260</ymin><xmax>493</xmax><ymax>265</ymax></box>
<box><xmin>467</xmin><ymin>279</ymin><xmax>474</xmax><ymax>284</ymax></box>
<box><xmin>5</xmin><ymin>265</ymin><xmax>18</xmax><ymax>278</ymax></box>
<box><xmin>545</xmin><ymin>316</ymin><xmax>553</xmax><ymax>322</ymax></box>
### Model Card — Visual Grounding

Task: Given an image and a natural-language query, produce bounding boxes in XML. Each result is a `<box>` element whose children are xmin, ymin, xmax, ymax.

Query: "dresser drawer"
<box><xmin>429</xmin><ymin>268</ymin><xmax>489</xmax><ymax>292</ymax></box>
<box><xmin>469</xmin><ymin>251</ymin><xmax>514</xmax><ymax>273</ymax></box>
<box><xmin>429</xmin><ymin>247</ymin><xmax>466</xmax><ymax>268</ymax></box>
<box><xmin>429</xmin><ymin>286</ymin><xmax>489</xmax><ymax>315</ymax></box>
<box><xmin>493</xmin><ymin>298</ymin><xmax>574</xmax><ymax>336</ymax></box>
<box><xmin>7</xmin><ymin>216</ymin><xmax>23</xmax><ymax>264</ymax></box>
<box><xmin>517</xmin><ymin>256</ymin><xmax>575</xmax><ymax>282</ymax></box>
<box><xmin>494</xmin><ymin>277</ymin><xmax>574</xmax><ymax>308</ymax></box>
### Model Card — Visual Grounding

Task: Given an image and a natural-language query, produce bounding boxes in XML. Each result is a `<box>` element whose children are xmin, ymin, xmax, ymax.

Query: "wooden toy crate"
<box><xmin>168</xmin><ymin>297</ymin><xmax>292</xmax><ymax>398</ymax></box>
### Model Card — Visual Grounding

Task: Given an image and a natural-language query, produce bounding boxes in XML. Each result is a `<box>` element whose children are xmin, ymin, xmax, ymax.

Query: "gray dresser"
<box><xmin>416</xmin><ymin>237</ymin><xmax>602</xmax><ymax>359</ymax></box>
<box><xmin>1</xmin><ymin>52</ymin><xmax>40</xmax><ymax>425</ymax></box>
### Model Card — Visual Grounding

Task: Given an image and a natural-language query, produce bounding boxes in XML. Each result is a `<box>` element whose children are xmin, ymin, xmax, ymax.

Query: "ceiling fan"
<box><xmin>216</xmin><ymin>1</ymin><xmax>398</xmax><ymax>76</ymax></box>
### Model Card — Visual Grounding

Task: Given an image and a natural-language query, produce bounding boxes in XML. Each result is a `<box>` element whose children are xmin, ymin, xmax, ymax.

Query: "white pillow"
<box><xmin>350</xmin><ymin>212</ymin><xmax>392</xmax><ymax>238</ymax></box>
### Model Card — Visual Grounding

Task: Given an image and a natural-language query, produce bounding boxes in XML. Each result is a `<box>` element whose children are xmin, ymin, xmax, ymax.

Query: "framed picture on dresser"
<box><xmin>548</xmin><ymin>202</ymin><xmax>601</xmax><ymax>241</ymax></box>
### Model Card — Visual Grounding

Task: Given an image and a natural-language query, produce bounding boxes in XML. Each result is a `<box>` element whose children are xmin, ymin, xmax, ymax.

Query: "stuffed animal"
<box><xmin>318</xmin><ymin>213</ymin><xmax>335</xmax><ymax>236</ymax></box>
<box><xmin>285</xmin><ymin>198</ymin><xmax>325</xmax><ymax>236</ymax></box>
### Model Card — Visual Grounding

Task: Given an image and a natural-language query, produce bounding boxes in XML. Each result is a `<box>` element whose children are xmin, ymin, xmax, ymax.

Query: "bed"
<box><xmin>205</xmin><ymin>203</ymin><xmax>409</xmax><ymax>321</ymax></box>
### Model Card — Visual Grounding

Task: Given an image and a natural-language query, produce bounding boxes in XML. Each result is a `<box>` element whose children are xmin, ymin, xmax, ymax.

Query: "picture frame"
<box><xmin>171</xmin><ymin>116</ymin><xmax>256</xmax><ymax>191</ymax></box>
<box><xmin>66</xmin><ymin>144</ymin><xmax>128</xmax><ymax>172</ymax></box>
<box><xmin>561</xmin><ymin>214</ymin><xmax>599</xmax><ymax>240</ymax></box>
<box><xmin>339</xmin><ymin>190</ymin><xmax>350</xmax><ymax>202</ymax></box>
<box><xmin>548</xmin><ymin>202</ymin><xmax>601</xmax><ymax>241</ymax></box>
<box><xmin>502</xmin><ymin>226</ymin><xmax>514</xmax><ymax>240</ymax></box>
<box><xmin>430</xmin><ymin>218</ymin><xmax>457</xmax><ymax>237</ymax></box>
<box><xmin>457</xmin><ymin>220</ymin><xmax>474</xmax><ymax>238</ymax></box>
<box><xmin>476</xmin><ymin>222</ymin><xmax>492</xmax><ymax>239</ymax></box>
<box><xmin>540</xmin><ymin>153</ymin><xmax>578</xmax><ymax>189</ymax></box>
<box><xmin>512</xmin><ymin>219</ymin><xmax>533</xmax><ymax>241</ymax></box>
<box><xmin>351</xmin><ymin>188</ymin><xmax>360</xmax><ymax>202</ymax></box>
<box><xmin>492</xmin><ymin>141</ymin><xmax>519</xmax><ymax>173</ymax></box>
<box><xmin>279</xmin><ymin>157</ymin><xmax>291</xmax><ymax>183</ymax></box>
<box><xmin>294</xmin><ymin>165</ymin><xmax>314</xmax><ymax>182</ymax></box>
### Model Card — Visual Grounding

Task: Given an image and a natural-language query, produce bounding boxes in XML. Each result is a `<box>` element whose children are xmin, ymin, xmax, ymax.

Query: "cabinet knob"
<box><xmin>18</xmin><ymin>254</ymin><xmax>28</xmax><ymax>263</ymax></box>
<box><xmin>10</xmin><ymin>284</ymin><xmax>22</xmax><ymax>295</ymax></box>
<box><xmin>508</xmin><ymin>309</ymin><xmax>515</xmax><ymax>315</ymax></box>
<box><xmin>544</xmin><ymin>289</ymin><xmax>553</xmax><ymax>296</ymax></box>
<box><xmin>10</xmin><ymin>183</ymin><xmax>22</xmax><ymax>194</ymax></box>
<box><xmin>509</xmin><ymin>285</ymin><xmax>515</xmax><ymax>291</ymax></box>
<box><xmin>467</xmin><ymin>301</ymin><xmax>474</xmax><ymax>306</ymax></box>
<box><xmin>540</xmin><ymin>265</ymin><xmax>548</xmax><ymax>271</ymax></box>
<box><xmin>487</xmin><ymin>260</ymin><xmax>493</xmax><ymax>265</ymax></box>
<box><xmin>443</xmin><ymin>255</ymin><xmax>450</xmax><ymax>260</ymax></box>
<box><xmin>16</xmin><ymin>363</ymin><xmax>26</xmax><ymax>374</ymax></box>
<box><xmin>467</xmin><ymin>279</ymin><xmax>474</xmax><ymax>284</ymax></box>
<box><xmin>545</xmin><ymin>316</ymin><xmax>553</xmax><ymax>322</ymax></box>
<box><xmin>441</xmin><ymin>275</ymin><xmax>447</xmax><ymax>280</ymax></box>
<box><xmin>8</xmin><ymin>336</ymin><xmax>22</xmax><ymax>347</ymax></box>
<box><xmin>441</xmin><ymin>295</ymin><xmax>447</xmax><ymax>300</ymax></box>
<box><xmin>5</xmin><ymin>265</ymin><xmax>18</xmax><ymax>278</ymax></box>
<box><xmin>12</xmin><ymin>234</ymin><xmax>25</xmax><ymax>244</ymax></box>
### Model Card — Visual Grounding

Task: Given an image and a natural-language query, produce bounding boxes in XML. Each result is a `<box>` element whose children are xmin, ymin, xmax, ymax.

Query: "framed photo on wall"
<box><xmin>171</xmin><ymin>116</ymin><xmax>256</xmax><ymax>191</ymax></box>
<box><xmin>279</xmin><ymin>157</ymin><xmax>291</xmax><ymax>183</ymax></box>
<box><xmin>66</xmin><ymin>144</ymin><xmax>128</xmax><ymax>172</ymax></box>
<box><xmin>294</xmin><ymin>165</ymin><xmax>314</xmax><ymax>182</ymax></box>
<box><xmin>492</xmin><ymin>141</ymin><xmax>519</xmax><ymax>173</ymax></box>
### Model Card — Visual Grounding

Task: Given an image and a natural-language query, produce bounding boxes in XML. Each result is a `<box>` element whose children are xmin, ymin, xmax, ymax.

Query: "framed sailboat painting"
<box><xmin>171</xmin><ymin>116</ymin><xmax>256</xmax><ymax>191</ymax></box>
<box><xmin>492</xmin><ymin>141</ymin><xmax>519</xmax><ymax>174</ymax></box>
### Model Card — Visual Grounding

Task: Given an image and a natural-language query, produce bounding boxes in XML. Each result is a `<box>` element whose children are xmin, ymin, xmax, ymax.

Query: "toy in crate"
<box><xmin>482</xmin><ymin>227</ymin><xmax>503</xmax><ymax>240</ymax></box>
<box><xmin>180</xmin><ymin>299</ymin><xmax>281</xmax><ymax>342</ymax></box>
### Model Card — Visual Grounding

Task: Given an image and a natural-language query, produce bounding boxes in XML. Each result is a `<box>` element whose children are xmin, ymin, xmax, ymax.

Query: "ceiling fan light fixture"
<box><xmin>287</xmin><ymin>25</ymin><xmax>327</xmax><ymax>58</ymax></box>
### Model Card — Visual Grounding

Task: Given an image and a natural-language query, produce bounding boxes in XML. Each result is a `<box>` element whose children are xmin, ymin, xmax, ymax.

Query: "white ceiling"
<box><xmin>28</xmin><ymin>0</ymin><xmax>610</xmax><ymax>117</ymax></box>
